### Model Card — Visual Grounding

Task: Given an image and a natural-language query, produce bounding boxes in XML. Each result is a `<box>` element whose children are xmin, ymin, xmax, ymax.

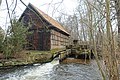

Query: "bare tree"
<box><xmin>0</xmin><ymin>0</ymin><xmax>2</xmax><ymax>6</ymax></box>
<box><xmin>114</xmin><ymin>0</ymin><xmax>120</xmax><ymax>47</ymax></box>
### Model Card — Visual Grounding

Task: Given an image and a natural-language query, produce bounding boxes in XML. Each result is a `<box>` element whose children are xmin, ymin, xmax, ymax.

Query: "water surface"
<box><xmin>0</xmin><ymin>60</ymin><xmax>102</xmax><ymax>80</ymax></box>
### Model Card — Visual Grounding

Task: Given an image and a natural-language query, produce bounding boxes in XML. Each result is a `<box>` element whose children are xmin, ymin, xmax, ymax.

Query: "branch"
<box><xmin>0</xmin><ymin>0</ymin><xmax>2</xmax><ymax>6</ymax></box>
<box><xmin>5</xmin><ymin>0</ymin><xmax>12</xmax><ymax>25</ymax></box>
<box><xmin>12</xmin><ymin>0</ymin><xmax>17</xmax><ymax>14</ymax></box>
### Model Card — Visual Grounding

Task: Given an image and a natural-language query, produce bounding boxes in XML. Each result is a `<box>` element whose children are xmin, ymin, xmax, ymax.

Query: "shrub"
<box><xmin>2</xmin><ymin>19</ymin><xmax>30</xmax><ymax>59</ymax></box>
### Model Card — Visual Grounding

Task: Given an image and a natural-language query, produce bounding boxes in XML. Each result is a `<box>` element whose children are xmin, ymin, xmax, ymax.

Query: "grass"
<box><xmin>0</xmin><ymin>48</ymin><xmax>65</xmax><ymax>67</ymax></box>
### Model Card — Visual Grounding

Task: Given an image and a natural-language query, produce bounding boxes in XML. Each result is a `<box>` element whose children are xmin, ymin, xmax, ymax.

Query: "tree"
<box><xmin>114</xmin><ymin>0</ymin><xmax>120</xmax><ymax>47</ymax></box>
<box><xmin>59</xmin><ymin>0</ymin><xmax>119</xmax><ymax>79</ymax></box>
<box><xmin>2</xmin><ymin>19</ymin><xmax>29</xmax><ymax>59</ymax></box>
<box><xmin>56</xmin><ymin>14</ymin><xmax>81</xmax><ymax>44</ymax></box>
<box><xmin>0</xmin><ymin>0</ymin><xmax>2</xmax><ymax>6</ymax></box>
<box><xmin>0</xmin><ymin>27</ymin><xmax>4</xmax><ymax>52</ymax></box>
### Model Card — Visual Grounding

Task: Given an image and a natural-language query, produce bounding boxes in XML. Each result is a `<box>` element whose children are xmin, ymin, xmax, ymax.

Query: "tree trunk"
<box><xmin>0</xmin><ymin>0</ymin><xmax>2</xmax><ymax>6</ymax></box>
<box><xmin>114</xmin><ymin>0</ymin><xmax>120</xmax><ymax>47</ymax></box>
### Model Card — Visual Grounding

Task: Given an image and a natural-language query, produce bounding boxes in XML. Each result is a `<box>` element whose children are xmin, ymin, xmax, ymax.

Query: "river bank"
<box><xmin>0</xmin><ymin>49</ymin><xmax>60</xmax><ymax>69</ymax></box>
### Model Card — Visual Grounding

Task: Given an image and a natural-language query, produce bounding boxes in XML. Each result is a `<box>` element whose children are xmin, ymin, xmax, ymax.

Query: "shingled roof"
<box><xmin>28</xmin><ymin>3</ymin><xmax>69</xmax><ymax>35</ymax></box>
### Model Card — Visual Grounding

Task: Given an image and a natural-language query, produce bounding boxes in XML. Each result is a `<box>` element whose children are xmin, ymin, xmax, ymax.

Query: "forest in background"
<box><xmin>56</xmin><ymin>1</ymin><xmax>120</xmax><ymax>79</ymax></box>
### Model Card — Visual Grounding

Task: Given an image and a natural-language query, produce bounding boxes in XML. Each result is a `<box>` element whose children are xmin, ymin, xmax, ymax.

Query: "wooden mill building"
<box><xmin>20</xmin><ymin>3</ymin><xmax>70</xmax><ymax>50</ymax></box>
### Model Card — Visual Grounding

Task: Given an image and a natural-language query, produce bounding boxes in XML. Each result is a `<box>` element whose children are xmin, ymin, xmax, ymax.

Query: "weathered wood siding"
<box><xmin>38</xmin><ymin>30</ymin><xmax>51</xmax><ymax>50</ymax></box>
<box><xmin>21</xmin><ymin>4</ymin><xmax>69</xmax><ymax>50</ymax></box>
<box><xmin>22</xmin><ymin>7</ymin><xmax>44</xmax><ymax>29</ymax></box>
<box><xmin>50</xmin><ymin>29</ymin><xmax>69</xmax><ymax>49</ymax></box>
<box><xmin>21</xmin><ymin>7</ymin><xmax>51</xmax><ymax>50</ymax></box>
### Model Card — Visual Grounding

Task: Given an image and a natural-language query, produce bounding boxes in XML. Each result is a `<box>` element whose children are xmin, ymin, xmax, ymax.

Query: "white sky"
<box><xmin>0</xmin><ymin>0</ymin><xmax>78</xmax><ymax>30</ymax></box>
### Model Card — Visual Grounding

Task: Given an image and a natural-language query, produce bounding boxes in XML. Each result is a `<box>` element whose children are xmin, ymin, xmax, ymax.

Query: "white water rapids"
<box><xmin>0</xmin><ymin>60</ymin><xmax>102</xmax><ymax>80</ymax></box>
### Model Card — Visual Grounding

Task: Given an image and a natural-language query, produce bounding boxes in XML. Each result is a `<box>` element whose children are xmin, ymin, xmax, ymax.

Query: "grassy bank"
<box><xmin>0</xmin><ymin>49</ymin><xmax>62</xmax><ymax>69</ymax></box>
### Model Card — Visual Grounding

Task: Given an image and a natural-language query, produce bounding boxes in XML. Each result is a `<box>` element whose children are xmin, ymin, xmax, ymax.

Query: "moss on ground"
<box><xmin>0</xmin><ymin>49</ymin><xmax>61</xmax><ymax>68</ymax></box>
<box><xmin>0</xmin><ymin>48</ymin><xmax>65</xmax><ymax>68</ymax></box>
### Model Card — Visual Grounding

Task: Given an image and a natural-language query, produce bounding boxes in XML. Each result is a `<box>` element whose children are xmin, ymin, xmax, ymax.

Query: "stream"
<box><xmin>0</xmin><ymin>60</ymin><xmax>102</xmax><ymax>80</ymax></box>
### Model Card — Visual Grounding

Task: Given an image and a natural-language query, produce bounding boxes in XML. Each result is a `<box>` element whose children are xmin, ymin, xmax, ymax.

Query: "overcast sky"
<box><xmin>0</xmin><ymin>0</ymin><xmax>78</xmax><ymax>30</ymax></box>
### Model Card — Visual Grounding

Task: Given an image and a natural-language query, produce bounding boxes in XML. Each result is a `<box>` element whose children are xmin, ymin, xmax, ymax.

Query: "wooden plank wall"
<box><xmin>51</xmin><ymin>30</ymin><xmax>69</xmax><ymax>49</ymax></box>
<box><xmin>22</xmin><ymin>7</ymin><xmax>69</xmax><ymax>50</ymax></box>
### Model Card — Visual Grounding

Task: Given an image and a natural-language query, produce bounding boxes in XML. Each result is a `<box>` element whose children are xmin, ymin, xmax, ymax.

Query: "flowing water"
<box><xmin>0</xmin><ymin>60</ymin><xmax>102</xmax><ymax>80</ymax></box>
